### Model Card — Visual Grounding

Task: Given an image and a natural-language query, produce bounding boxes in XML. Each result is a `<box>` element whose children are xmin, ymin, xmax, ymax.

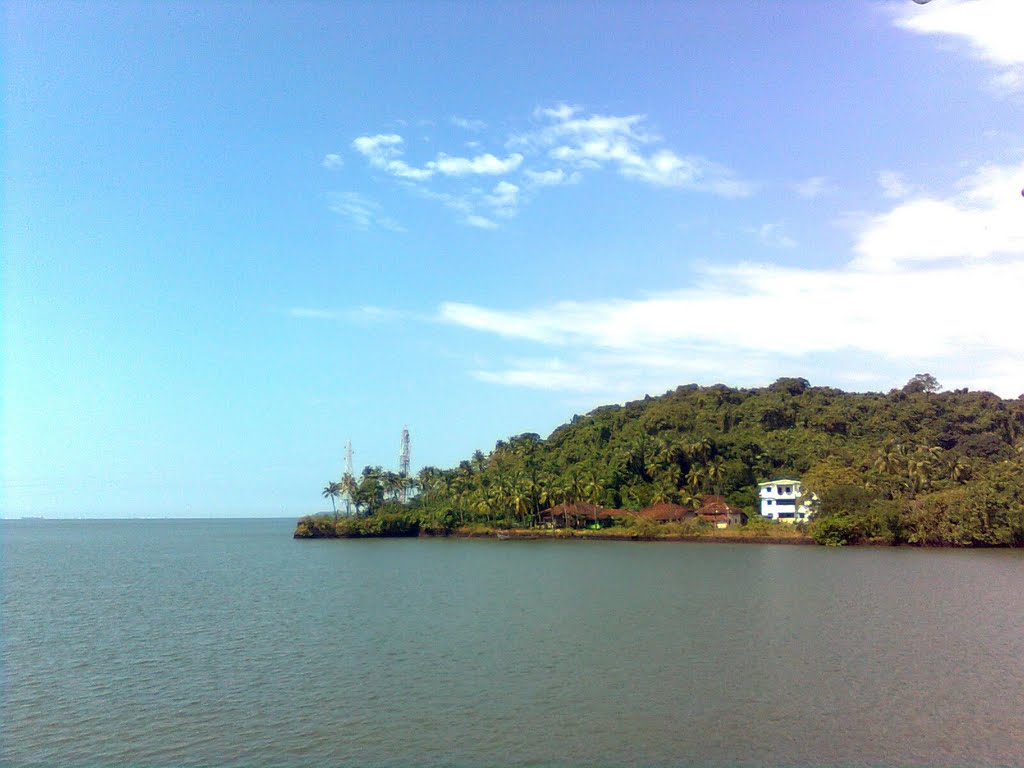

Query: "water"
<box><xmin>2</xmin><ymin>519</ymin><xmax>1023</xmax><ymax>768</ymax></box>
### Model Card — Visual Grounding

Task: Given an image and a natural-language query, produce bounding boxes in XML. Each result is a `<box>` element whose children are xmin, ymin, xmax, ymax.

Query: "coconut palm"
<box><xmin>706</xmin><ymin>457</ymin><xmax>726</xmax><ymax>495</ymax></box>
<box><xmin>583</xmin><ymin>470</ymin><xmax>604</xmax><ymax>506</ymax></box>
<box><xmin>322</xmin><ymin>481</ymin><xmax>342</xmax><ymax>519</ymax></box>
<box><xmin>686</xmin><ymin>465</ymin><xmax>706</xmax><ymax>494</ymax></box>
<box><xmin>340</xmin><ymin>472</ymin><xmax>358</xmax><ymax>515</ymax></box>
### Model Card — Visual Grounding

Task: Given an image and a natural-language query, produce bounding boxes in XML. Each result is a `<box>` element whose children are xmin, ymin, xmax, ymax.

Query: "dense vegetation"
<box><xmin>298</xmin><ymin>376</ymin><xmax>1024</xmax><ymax>546</ymax></box>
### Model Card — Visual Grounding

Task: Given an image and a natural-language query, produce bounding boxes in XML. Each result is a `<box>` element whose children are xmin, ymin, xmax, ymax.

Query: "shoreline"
<box><xmin>444</xmin><ymin>528</ymin><xmax>818</xmax><ymax>544</ymax></box>
<box><xmin>293</xmin><ymin>521</ymin><xmax>820</xmax><ymax>545</ymax></box>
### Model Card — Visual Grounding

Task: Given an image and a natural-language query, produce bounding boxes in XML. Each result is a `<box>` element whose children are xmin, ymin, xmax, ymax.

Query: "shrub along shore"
<box><xmin>293</xmin><ymin>512</ymin><xmax>817</xmax><ymax>543</ymax></box>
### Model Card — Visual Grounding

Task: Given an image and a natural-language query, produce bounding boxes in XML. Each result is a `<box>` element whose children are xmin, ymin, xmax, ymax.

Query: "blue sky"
<box><xmin>4</xmin><ymin>0</ymin><xmax>1023</xmax><ymax>517</ymax></box>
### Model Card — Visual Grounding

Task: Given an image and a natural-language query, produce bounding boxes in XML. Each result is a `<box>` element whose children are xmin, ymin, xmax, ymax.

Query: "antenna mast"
<box><xmin>399</xmin><ymin>427</ymin><xmax>410</xmax><ymax>502</ymax></box>
<box><xmin>343</xmin><ymin>440</ymin><xmax>355</xmax><ymax>515</ymax></box>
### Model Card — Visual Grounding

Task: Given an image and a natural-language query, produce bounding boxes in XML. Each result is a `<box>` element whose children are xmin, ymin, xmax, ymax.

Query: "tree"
<box><xmin>706</xmin><ymin>457</ymin><xmax>726</xmax><ymax>495</ymax></box>
<box><xmin>341</xmin><ymin>472</ymin><xmax>358</xmax><ymax>516</ymax></box>
<box><xmin>903</xmin><ymin>373</ymin><xmax>941</xmax><ymax>394</ymax></box>
<box><xmin>322</xmin><ymin>481</ymin><xmax>342</xmax><ymax>520</ymax></box>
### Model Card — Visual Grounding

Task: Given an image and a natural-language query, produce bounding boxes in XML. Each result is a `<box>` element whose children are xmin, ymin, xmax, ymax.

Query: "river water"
<box><xmin>2</xmin><ymin>518</ymin><xmax>1023</xmax><ymax>767</ymax></box>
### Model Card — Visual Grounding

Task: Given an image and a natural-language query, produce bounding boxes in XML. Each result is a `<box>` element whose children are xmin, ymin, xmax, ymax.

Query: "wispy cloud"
<box><xmin>322</xmin><ymin>153</ymin><xmax>344</xmax><ymax>170</ymax></box>
<box><xmin>429</xmin><ymin>152</ymin><xmax>523</xmax><ymax>176</ymax></box>
<box><xmin>756</xmin><ymin>222</ymin><xmax>797</xmax><ymax>249</ymax></box>
<box><xmin>346</xmin><ymin>104</ymin><xmax>752</xmax><ymax>229</ymax></box>
<box><xmin>352</xmin><ymin>134</ymin><xmax>435</xmax><ymax>181</ymax></box>
<box><xmin>513</xmin><ymin>104</ymin><xmax>753</xmax><ymax>197</ymax></box>
<box><xmin>877</xmin><ymin>170</ymin><xmax>912</xmax><ymax>200</ymax></box>
<box><xmin>893</xmin><ymin>0</ymin><xmax>1024</xmax><ymax>93</ymax></box>
<box><xmin>523</xmin><ymin>168</ymin><xmax>580</xmax><ymax>188</ymax></box>
<box><xmin>439</xmin><ymin>160</ymin><xmax>1024</xmax><ymax>398</ymax></box>
<box><xmin>328</xmin><ymin>192</ymin><xmax>404</xmax><ymax>232</ymax></box>
<box><xmin>451</xmin><ymin>115</ymin><xmax>487</xmax><ymax>132</ymax></box>
<box><xmin>465</xmin><ymin>214</ymin><xmax>498</xmax><ymax>230</ymax></box>
<box><xmin>792</xmin><ymin>176</ymin><xmax>834</xmax><ymax>199</ymax></box>
<box><xmin>351</xmin><ymin>134</ymin><xmax>522</xmax><ymax>181</ymax></box>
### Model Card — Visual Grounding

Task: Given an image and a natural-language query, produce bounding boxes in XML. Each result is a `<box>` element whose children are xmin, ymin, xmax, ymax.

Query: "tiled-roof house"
<box><xmin>693</xmin><ymin>495</ymin><xmax>747</xmax><ymax>528</ymax></box>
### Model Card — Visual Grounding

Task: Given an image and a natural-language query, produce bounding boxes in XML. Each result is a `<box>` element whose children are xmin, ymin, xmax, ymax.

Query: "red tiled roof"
<box><xmin>541</xmin><ymin>502</ymin><xmax>614</xmax><ymax>519</ymax></box>
<box><xmin>639</xmin><ymin>503</ymin><xmax>694</xmax><ymax>521</ymax></box>
<box><xmin>694</xmin><ymin>498</ymin><xmax>744</xmax><ymax>520</ymax></box>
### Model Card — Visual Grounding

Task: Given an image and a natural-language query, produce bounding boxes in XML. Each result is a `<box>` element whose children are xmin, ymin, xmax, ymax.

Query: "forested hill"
<box><xmin>313</xmin><ymin>376</ymin><xmax>1024</xmax><ymax>546</ymax></box>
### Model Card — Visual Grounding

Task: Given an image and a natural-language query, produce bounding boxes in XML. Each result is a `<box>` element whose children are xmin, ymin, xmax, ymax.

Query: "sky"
<box><xmin>3</xmin><ymin>0</ymin><xmax>1024</xmax><ymax>518</ymax></box>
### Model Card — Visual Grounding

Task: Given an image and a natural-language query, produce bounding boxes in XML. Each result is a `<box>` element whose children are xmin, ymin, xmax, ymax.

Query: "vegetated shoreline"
<box><xmin>437</xmin><ymin>528</ymin><xmax>819</xmax><ymax>544</ymax></box>
<box><xmin>294</xmin><ymin>520</ymin><xmax>826</xmax><ymax>545</ymax></box>
<box><xmin>292</xmin><ymin>516</ymin><xmax>1020</xmax><ymax>546</ymax></box>
<box><xmin>312</xmin><ymin>378</ymin><xmax>1024</xmax><ymax>547</ymax></box>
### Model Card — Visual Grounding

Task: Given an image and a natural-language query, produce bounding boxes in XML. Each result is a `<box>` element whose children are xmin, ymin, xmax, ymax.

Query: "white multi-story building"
<box><xmin>758</xmin><ymin>478</ymin><xmax>815</xmax><ymax>523</ymax></box>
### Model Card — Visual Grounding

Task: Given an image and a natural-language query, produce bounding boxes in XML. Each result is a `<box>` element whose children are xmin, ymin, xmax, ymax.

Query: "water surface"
<box><xmin>2</xmin><ymin>519</ymin><xmax>1023</xmax><ymax>767</ymax></box>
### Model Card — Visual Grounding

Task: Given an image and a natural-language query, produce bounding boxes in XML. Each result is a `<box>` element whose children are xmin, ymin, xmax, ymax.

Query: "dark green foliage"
<box><xmin>302</xmin><ymin>379</ymin><xmax>1024</xmax><ymax>546</ymax></box>
<box><xmin>336</xmin><ymin>512</ymin><xmax>420</xmax><ymax>538</ymax></box>
<box><xmin>294</xmin><ymin>515</ymin><xmax>339</xmax><ymax>538</ymax></box>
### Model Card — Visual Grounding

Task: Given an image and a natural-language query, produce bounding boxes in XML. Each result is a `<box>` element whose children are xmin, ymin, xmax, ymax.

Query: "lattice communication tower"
<box><xmin>399</xmin><ymin>427</ymin><xmax>410</xmax><ymax>502</ymax></box>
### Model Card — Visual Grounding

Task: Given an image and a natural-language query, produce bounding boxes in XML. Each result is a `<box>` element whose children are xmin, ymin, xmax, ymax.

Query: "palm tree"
<box><xmin>685</xmin><ymin>465</ymin><xmax>706</xmax><ymax>494</ymax></box>
<box><xmin>340</xmin><ymin>472</ymin><xmax>358</xmax><ymax>516</ymax></box>
<box><xmin>471</xmin><ymin>449</ymin><xmax>488</xmax><ymax>475</ymax></box>
<box><xmin>650</xmin><ymin>483</ymin><xmax>673</xmax><ymax>506</ymax></box>
<box><xmin>706</xmin><ymin>458</ymin><xmax>726</xmax><ymax>496</ymax></box>
<box><xmin>322</xmin><ymin>481</ymin><xmax>342</xmax><ymax>520</ymax></box>
<box><xmin>583</xmin><ymin>470</ymin><xmax>604</xmax><ymax>506</ymax></box>
<box><xmin>678</xmin><ymin>490</ymin><xmax>700</xmax><ymax>510</ymax></box>
<box><xmin>381</xmin><ymin>471</ymin><xmax>404</xmax><ymax>502</ymax></box>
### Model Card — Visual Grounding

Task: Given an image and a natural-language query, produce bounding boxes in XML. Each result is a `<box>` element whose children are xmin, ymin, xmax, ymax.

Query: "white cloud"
<box><xmin>439</xmin><ymin>160</ymin><xmax>1024</xmax><ymax>398</ymax></box>
<box><xmin>878</xmin><ymin>170</ymin><xmax>912</xmax><ymax>199</ymax></box>
<box><xmin>756</xmin><ymin>222</ymin><xmax>797</xmax><ymax>249</ymax></box>
<box><xmin>465</xmin><ymin>214</ymin><xmax>498</xmax><ymax>230</ymax></box>
<box><xmin>523</xmin><ymin>168</ymin><xmax>579</xmax><ymax>187</ymax></box>
<box><xmin>473</xmin><ymin>358</ymin><xmax>607</xmax><ymax>393</ymax></box>
<box><xmin>854</xmin><ymin>162</ymin><xmax>1024</xmax><ymax>269</ymax></box>
<box><xmin>485</xmin><ymin>181</ymin><xmax>519</xmax><ymax>218</ymax></box>
<box><xmin>348</xmin><ymin>104</ymin><xmax>752</xmax><ymax>229</ymax></box>
<box><xmin>515</xmin><ymin>104</ymin><xmax>752</xmax><ymax>197</ymax></box>
<box><xmin>351</xmin><ymin>134</ymin><xmax>435</xmax><ymax>181</ymax></box>
<box><xmin>328</xmin><ymin>191</ymin><xmax>404</xmax><ymax>232</ymax></box>
<box><xmin>451</xmin><ymin>116</ymin><xmax>487</xmax><ymax>132</ymax></box>
<box><xmin>893</xmin><ymin>0</ymin><xmax>1024</xmax><ymax>92</ymax></box>
<box><xmin>793</xmin><ymin>176</ymin><xmax>834</xmax><ymax>199</ymax></box>
<box><xmin>352</xmin><ymin>133</ymin><xmax>523</xmax><ymax>181</ymax></box>
<box><xmin>322</xmin><ymin>153</ymin><xmax>344</xmax><ymax>170</ymax></box>
<box><xmin>428</xmin><ymin>152</ymin><xmax>523</xmax><ymax>176</ymax></box>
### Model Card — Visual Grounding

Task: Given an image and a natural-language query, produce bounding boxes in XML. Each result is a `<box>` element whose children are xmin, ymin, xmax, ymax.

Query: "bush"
<box><xmin>293</xmin><ymin>515</ymin><xmax>338</xmax><ymax>538</ymax></box>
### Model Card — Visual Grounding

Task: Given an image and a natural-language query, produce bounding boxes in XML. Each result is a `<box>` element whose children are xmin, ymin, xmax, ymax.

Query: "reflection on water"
<box><xmin>3</xmin><ymin>519</ymin><xmax>1023</xmax><ymax>767</ymax></box>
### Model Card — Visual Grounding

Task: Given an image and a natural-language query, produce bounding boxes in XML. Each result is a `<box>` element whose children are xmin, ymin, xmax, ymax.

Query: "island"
<box><xmin>296</xmin><ymin>376</ymin><xmax>1024</xmax><ymax>547</ymax></box>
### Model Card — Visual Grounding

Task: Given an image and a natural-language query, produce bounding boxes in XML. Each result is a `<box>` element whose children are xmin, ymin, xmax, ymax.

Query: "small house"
<box><xmin>539</xmin><ymin>502</ymin><xmax>614</xmax><ymax>529</ymax></box>
<box><xmin>693</xmin><ymin>495</ymin><xmax>747</xmax><ymax>528</ymax></box>
<box><xmin>639</xmin><ymin>503</ymin><xmax>695</xmax><ymax>523</ymax></box>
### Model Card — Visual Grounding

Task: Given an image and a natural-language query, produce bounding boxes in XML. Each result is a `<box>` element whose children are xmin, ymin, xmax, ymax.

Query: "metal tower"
<box><xmin>344</xmin><ymin>440</ymin><xmax>354</xmax><ymax>515</ymax></box>
<box><xmin>399</xmin><ymin>427</ymin><xmax>410</xmax><ymax>502</ymax></box>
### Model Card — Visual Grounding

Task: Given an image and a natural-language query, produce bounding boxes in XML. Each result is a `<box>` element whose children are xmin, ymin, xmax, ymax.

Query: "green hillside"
<box><xmin>303</xmin><ymin>376</ymin><xmax>1024</xmax><ymax>546</ymax></box>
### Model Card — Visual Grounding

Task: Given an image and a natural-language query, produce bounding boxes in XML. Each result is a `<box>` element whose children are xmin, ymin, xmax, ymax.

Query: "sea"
<box><xmin>2</xmin><ymin>517</ymin><xmax>1023</xmax><ymax>768</ymax></box>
